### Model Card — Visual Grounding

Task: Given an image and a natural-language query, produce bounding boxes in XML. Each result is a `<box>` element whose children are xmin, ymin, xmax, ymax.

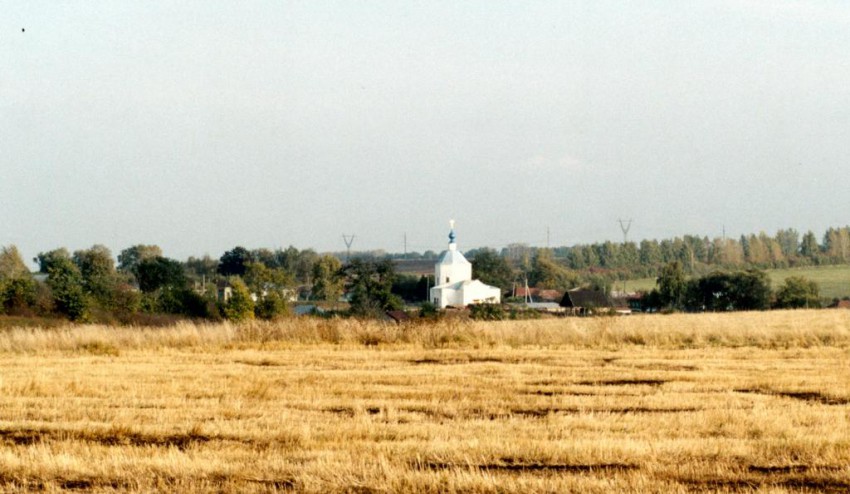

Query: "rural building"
<box><xmin>430</xmin><ymin>223</ymin><xmax>501</xmax><ymax>309</ymax></box>
<box><xmin>514</xmin><ymin>286</ymin><xmax>562</xmax><ymax>302</ymax></box>
<box><xmin>559</xmin><ymin>288</ymin><xmax>613</xmax><ymax>316</ymax></box>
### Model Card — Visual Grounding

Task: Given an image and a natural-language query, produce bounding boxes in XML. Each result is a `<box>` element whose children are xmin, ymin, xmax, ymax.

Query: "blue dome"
<box><xmin>448</xmin><ymin>229</ymin><xmax>456</xmax><ymax>243</ymax></box>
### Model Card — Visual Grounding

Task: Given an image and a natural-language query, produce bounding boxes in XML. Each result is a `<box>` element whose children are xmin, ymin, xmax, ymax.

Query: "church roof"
<box><xmin>432</xmin><ymin>279</ymin><xmax>499</xmax><ymax>291</ymax></box>
<box><xmin>437</xmin><ymin>248</ymin><xmax>471</xmax><ymax>266</ymax></box>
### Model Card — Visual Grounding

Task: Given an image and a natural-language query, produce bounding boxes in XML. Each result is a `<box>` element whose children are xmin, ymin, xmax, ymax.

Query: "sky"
<box><xmin>2</xmin><ymin>1</ymin><xmax>849</xmax><ymax>263</ymax></box>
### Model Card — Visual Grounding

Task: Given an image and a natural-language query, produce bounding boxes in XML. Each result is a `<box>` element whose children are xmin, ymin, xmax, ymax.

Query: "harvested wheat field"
<box><xmin>1</xmin><ymin>311</ymin><xmax>849</xmax><ymax>493</ymax></box>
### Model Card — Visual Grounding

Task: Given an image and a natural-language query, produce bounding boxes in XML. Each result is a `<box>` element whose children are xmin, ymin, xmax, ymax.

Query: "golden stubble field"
<box><xmin>1</xmin><ymin>311</ymin><xmax>849</xmax><ymax>493</ymax></box>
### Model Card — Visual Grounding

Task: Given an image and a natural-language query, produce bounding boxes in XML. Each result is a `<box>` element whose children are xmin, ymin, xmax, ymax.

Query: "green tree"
<box><xmin>243</xmin><ymin>262</ymin><xmax>292</xmax><ymax>297</ymax></box>
<box><xmin>800</xmin><ymin>231</ymin><xmax>820</xmax><ymax>262</ymax></box>
<box><xmin>775</xmin><ymin>229</ymin><xmax>799</xmax><ymax>259</ymax></box>
<box><xmin>218</xmin><ymin>247</ymin><xmax>253</xmax><ymax>277</ymax></box>
<box><xmin>117</xmin><ymin>245</ymin><xmax>162</xmax><ymax>276</ymax></box>
<box><xmin>343</xmin><ymin>258</ymin><xmax>403</xmax><ymax>317</ymax></box>
<box><xmin>657</xmin><ymin>261</ymin><xmax>686</xmax><ymax>309</ymax></box>
<box><xmin>243</xmin><ymin>262</ymin><xmax>291</xmax><ymax>317</ymax></box>
<box><xmin>529</xmin><ymin>250</ymin><xmax>579</xmax><ymax>291</ymax></box>
<box><xmin>34</xmin><ymin>248</ymin><xmax>71</xmax><ymax>273</ymax></box>
<box><xmin>312</xmin><ymin>255</ymin><xmax>344</xmax><ymax>302</ymax></box>
<box><xmin>136</xmin><ymin>256</ymin><xmax>186</xmax><ymax>293</ymax></box>
<box><xmin>471</xmin><ymin>248</ymin><xmax>515</xmax><ymax>292</ymax></box>
<box><xmin>45</xmin><ymin>254</ymin><xmax>89</xmax><ymax>321</ymax></box>
<box><xmin>223</xmin><ymin>278</ymin><xmax>255</xmax><ymax>322</ymax></box>
<box><xmin>73</xmin><ymin>245</ymin><xmax>118</xmax><ymax>306</ymax></box>
<box><xmin>774</xmin><ymin>276</ymin><xmax>820</xmax><ymax>309</ymax></box>
<box><xmin>255</xmin><ymin>291</ymin><xmax>288</xmax><ymax>320</ymax></box>
<box><xmin>639</xmin><ymin>239</ymin><xmax>662</xmax><ymax>267</ymax></box>
<box><xmin>730</xmin><ymin>269</ymin><xmax>771</xmax><ymax>310</ymax></box>
<box><xmin>185</xmin><ymin>254</ymin><xmax>218</xmax><ymax>279</ymax></box>
<box><xmin>0</xmin><ymin>246</ymin><xmax>36</xmax><ymax>315</ymax></box>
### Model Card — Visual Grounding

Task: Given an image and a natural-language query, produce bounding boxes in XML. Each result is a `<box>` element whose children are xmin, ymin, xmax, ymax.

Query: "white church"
<box><xmin>429</xmin><ymin>222</ymin><xmax>502</xmax><ymax>309</ymax></box>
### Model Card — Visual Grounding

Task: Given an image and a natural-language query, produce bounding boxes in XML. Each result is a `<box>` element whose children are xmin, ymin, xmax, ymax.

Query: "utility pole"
<box><xmin>618</xmin><ymin>219</ymin><xmax>633</xmax><ymax>296</ymax></box>
<box><xmin>342</xmin><ymin>234</ymin><xmax>355</xmax><ymax>263</ymax></box>
<box><xmin>404</xmin><ymin>233</ymin><xmax>407</xmax><ymax>258</ymax></box>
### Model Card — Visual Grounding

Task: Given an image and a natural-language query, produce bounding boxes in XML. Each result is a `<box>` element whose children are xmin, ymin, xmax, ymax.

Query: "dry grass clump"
<box><xmin>0</xmin><ymin>310</ymin><xmax>848</xmax><ymax>492</ymax></box>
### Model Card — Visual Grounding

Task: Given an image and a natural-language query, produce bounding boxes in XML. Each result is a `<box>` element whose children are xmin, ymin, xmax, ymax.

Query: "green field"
<box><xmin>626</xmin><ymin>264</ymin><xmax>850</xmax><ymax>300</ymax></box>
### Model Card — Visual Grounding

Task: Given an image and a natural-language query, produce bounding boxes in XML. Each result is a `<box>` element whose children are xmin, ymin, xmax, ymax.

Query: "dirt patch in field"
<box><xmin>242</xmin><ymin>477</ymin><xmax>297</xmax><ymax>489</ymax></box>
<box><xmin>526</xmin><ymin>389</ymin><xmax>598</xmax><ymax>397</ymax></box>
<box><xmin>748</xmin><ymin>465</ymin><xmax>845</xmax><ymax>474</ymax></box>
<box><xmin>734</xmin><ymin>388</ymin><xmax>850</xmax><ymax>405</ymax></box>
<box><xmin>510</xmin><ymin>406</ymin><xmax>700</xmax><ymax>417</ymax></box>
<box><xmin>322</xmin><ymin>406</ymin><xmax>382</xmax><ymax>416</ymax></box>
<box><xmin>235</xmin><ymin>358</ymin><xmax>284</xmax><ymax>367</ymax></box>
<box><xmin>632</xmin><ymin>363</ymin><xmax>699</xmax><ymax>371</ymax></box>
<box><xmin>415</xmin><ymin>460</ymin><xmax>638</xmax><ymax>473</ymax></box>
<box><xmin>575</xmin><ymin>378</ymin><xmax>668</xmax><ymax>386</ymax></box>
<box><xmin>680</xmin><ymin>476</ymin><xmax>850</xmax><ymax>493</ymax></box>
<box><xmin>0</xmin><ymin>426</ymin><xmax>214</xmax><ymax>450</ymax></box>
<box><xmin>379</xmin><ymin>405</ymin><xmax>701</xmax><ymax>420</ymax></box>
<box><xmin>409</xmin><ymin>356</ymin><xmax>548</xmax><ymax>365</ymax></box>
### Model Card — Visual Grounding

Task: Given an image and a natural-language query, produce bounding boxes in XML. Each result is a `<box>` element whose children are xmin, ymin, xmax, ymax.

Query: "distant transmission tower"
<box><xmin>342</xmin><ymin>234</ymin><xmax>355</xmax><ymax>262</ymax></box>
<box><xmin>618</xmin><ymin>219</ymin><xmax>633</xmax><ymax>244</ymax></box>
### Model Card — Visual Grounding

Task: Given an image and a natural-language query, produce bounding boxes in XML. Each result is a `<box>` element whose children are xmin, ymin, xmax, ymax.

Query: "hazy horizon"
<box><xmin>3</xmin><ymin>2</ymin><xmax>849</xmax><ymax>263</ymax></box>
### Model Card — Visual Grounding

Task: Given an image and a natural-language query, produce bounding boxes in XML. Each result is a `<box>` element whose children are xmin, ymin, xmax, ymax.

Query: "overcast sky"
<box><xmin>2</xmin><ymin>1</ymin><xmax>849</xmax><ymax>262</ymax></box>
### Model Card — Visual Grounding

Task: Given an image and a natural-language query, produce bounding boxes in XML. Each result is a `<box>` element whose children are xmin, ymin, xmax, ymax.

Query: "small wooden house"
<box><xmin>559</xmin><ymin>289</ymin><xmax>612</xmax><ymax>316</ymax></box>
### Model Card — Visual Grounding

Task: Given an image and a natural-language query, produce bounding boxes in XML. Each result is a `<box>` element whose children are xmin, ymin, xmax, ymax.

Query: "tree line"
<box><xmin>466</xmin><ymin>226</ymin><xmax>850</xmax><ymax>294</ymax></box>
<box><xmin>1</xmin><ymin>225</ymin><xmax>847</xmax><ymax>322</ymax></box>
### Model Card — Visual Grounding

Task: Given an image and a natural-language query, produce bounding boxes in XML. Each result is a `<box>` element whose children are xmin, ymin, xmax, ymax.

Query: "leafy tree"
<box><xmin>243</xmin><ymin>262</ymin><xmax>292</xmax><ymax>297</ymax></box>
<box><xmin>34</xmin><ymin>248</ymin><xmax>71</xmax><ymax>273</ymax></box>
<box><xmin>529</xmin><ymin>250</ymin><xmax>579</xmax><ymax>291</ymax></box>
<box><xmin>471</xmin><ymin>248</ymin><xmax>515</xmax><ymax>292</ymax></box>
<box><xmin>275</xmin><ymin>246</ymin><xmax>319</xmax><ymax>283</ymax></box>
<box><xmin>684</xmin><ymin>269</ymin><xmax>771</xmax><ymax>312</ymax></box>
<box><xmin>242</xmin><ymin>262</ymin><xmax>291</xmax><ymax>317</ymax></box>
<box><xmin>73</xmin><ymin>245</ymin><xmax>118</xmax><ymax>306</ymax></box>
<box><xmin>136</xmin><ymin>256</ymin><xmax>186</xmax><ymax>293</ymax></box>
<box><xmin>312</xmin><ymin>255</ymin><xmax>344</xmax><ymax>302</ymax></box>
<box><xmin>0</xmin><ymin>245</ymin><xmax>31</xmax><ymax>279</ymax></box>
<box><xmin>774</xmin><ymin>276</ymin><xmax>820</xmax><ymax>309</ymax></box>
<box><xmin>255</xmin><ymin>291</ymin><xmax>289</xmax><ymax>320</ymax></box>
<box><xmin>343</xmin><ymin>258</ymin><xmax>403</xmax><ymax>317</ymax></box>
<box><xmin>639</xmin><ymin>239</ymin><xmax>663</xmax><ymax>267</ymax></box>
<box><xmin>218</xmin><ymin>247</ymin><xmax>253</xmax><ymax>277</ymax></box>
<box><xmin>823</xmin><ymin>227</ymin><xmax>850</xmax><ymax>263</ymax></box>
<box><xmin>775</xmin><ymin>229</ymin><xmax>799</xmax><ymax>259</ymax></box>
<box><xmin>730</xmin><ymin>269</ymin><xmax>771</xmax><ymax>310</ymax></box>
<box><xmin>223</xmin><ymin>278</ymin><xmax>254</xmax><ymax>322</ymax></box>
<box><xmin>117</xmin><ymin>245</ymin><xmax>162</xmax><ymax>276</ymax></box>
<box><xmin>0</xmin><ymin>246</ymin><xmax>36</xmax><ymax>315</ymax></box>
<box><xmin>46</xmin><ymin>255</ymin><xmax>89</xmax><ymax>321</ymax></box>
<box><xmin>184</xmin><ymin>255</ymin><xmax>219</xmax><ymax>283</ymax></box>
<box><xmin>800</xmin><ymin>231</ymin><xmax>819</xmax><ymax>262</ymax></box>
<box><xmin>657</xmin><ymin>261</ymin><xmax>687</xmax><ymax>309</ymax></box>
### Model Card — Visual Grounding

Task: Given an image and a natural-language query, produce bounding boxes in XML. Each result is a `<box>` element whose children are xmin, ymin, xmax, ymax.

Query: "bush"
<box><xmin>223</xmin><ymin>278</ymin><xmax>254</xmax><ymax>322</ymax></box>
<box><xmin>469</xmin><ymin>303</ymin><xmax>506</xmax><ymax>321</ymax></box>
<box><xmin>255</xmin><ymin>291</ymin><xmax>289</xmax><ymax>320</ymax></box>
<box><xmin>774</xmin><ymin>276</ymin><xmax>820</xmax><ymax>309</ymax></box>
